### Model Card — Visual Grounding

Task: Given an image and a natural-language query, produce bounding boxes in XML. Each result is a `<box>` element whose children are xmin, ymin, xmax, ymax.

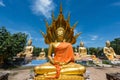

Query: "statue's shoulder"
<box><xmin>31</xmin><ymin>45</ymin><xmax>34</xmax><ymax>48</ymax></box>
<box><xmin>110</xmin><ymin>47</ymin><xmax>114</xmax><ymax>49</ymax></box>
<box><xmin>28</xmin><ymin>45</ymin><xmax>34</xmax><ymax>49</ymax></box>
<box><xmin>104</xmin><ymin>47</ymin><xmax>108</xmax><ymax>49</ymax></box>
<box><xmin>80</xmin><ymin>47</ymin><xmax>86</xmax><ymax>49</ymax></box>
<box><xmin>49</xmin><ymin>42</ymin><xmax>56</xmax><ymax>47</ymax></box>
<box><xmin>49</xmin><ymin>42</ymin><xmax>54</xmax><ymax>46</ymax></box>
<box><xmin>78</xmin><ymin>47</ymin><xmax>82</xmax><ymax>49</ymax></box>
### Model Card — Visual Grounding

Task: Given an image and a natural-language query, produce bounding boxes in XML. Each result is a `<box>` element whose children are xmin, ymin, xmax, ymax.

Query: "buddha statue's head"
<box><xmin>56</xmin><ymin>27</ymin><xmax>65</xmax><ymax>42</ymax></box>
<box><xmin>80</xmin><ymin>42</ymin><xmax>84</xmax><ymax>47</ymax></box>
<box><xmin>106</xmin><ymin>40</ymin><xmax>110</xmax><ymax>47</ymax></box>
<box><xmin>41</xmin><ymin>48</ymin><xmax>44</xmax><ymax>52</ymax></box>
<box><xmin>28</xmin><ymin>39</ymin><xmax>32</xmax><ymax>46</ymax></box>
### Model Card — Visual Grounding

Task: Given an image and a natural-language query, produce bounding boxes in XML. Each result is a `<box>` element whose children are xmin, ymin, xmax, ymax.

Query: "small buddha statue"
<box><xmin>103</xmin><ymin>40</ymin><xmax>117</xmax><ymax>61</ymax></box>
<box><xmin>78</xmin><ymin>42</ymin><xmax>87</xmax><ymax>57</ymax></box>
<box><xmin>17</xmin><ymin>39</ymin><xmax>34</xmax><ymax>58</ymax></box>
<box><xmin>37</xmin><ymin>48</ymin><xmax>46</xmax><ymax>60</ymax></box>
<box><xmin>34</xmin><ymin>27</ymin><xmax>86</xmax><ymax>79</ymax></box>
<box><xmin>91</xmin><ymin>54</ymin><xmax>100</xmax><ymax>64</ymax></box>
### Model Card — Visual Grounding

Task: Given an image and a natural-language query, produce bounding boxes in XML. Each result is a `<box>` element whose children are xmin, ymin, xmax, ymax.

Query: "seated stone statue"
<box><xmin>78</xmin><ymin>42</ymin><xmax>87</xmax><ymax>57</ymax></box>
<box><xmin>34</xmin><ymin>27</ymin><xmax>86</xmax><ymax>79</ymax></box>
<box><xmin>17</xmin><ymin>39</ymin><xmax>33</xmax><ymax>58</ymax></box>
<box><xmin>37</xmin><ymin>48</ymin><xmax>46</xmax><ymax>60</ymax></box>
<box><xmin>103</xmin><ymin>40</ymin><xmax>117</xmax><ymax>61</ymax></box>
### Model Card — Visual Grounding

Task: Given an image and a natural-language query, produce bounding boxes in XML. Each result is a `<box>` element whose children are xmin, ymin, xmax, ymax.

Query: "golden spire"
<box><xmin>74</xmin><ymin>32</ymin><xmax>82</xmax><ymax>39</ymax></box>
<box><xmin>71</xmin><ymin>21</ymin><xmax>78</xmax><ymax>30</ymax></box>
<box><xmin>60</xmin><ymin>3</ymin><xmax>62</xmax><ymax>14</ymax></box>
<box><xmin>40</xmin><ymin>4</ymin><xmax>82</xmax><ymax>44</ymax></box>
<box><xmin>52</xmin><ymin>11</ymin><xmax>55</xmax><ymax>21</ymax></box>
<box><xmin>40</xmin><ymin>30</ymin><xmax>46</xmax><ymax>38</ymax></box>
<box><xmin>44</xmin><ymin>19</ymin><xmax>49</xmax><ymax>28</ymax></box>
<box><xmin>67</xmin><ymin>12</ymin><xmax>70</xmax><ymax>22</ymax></box>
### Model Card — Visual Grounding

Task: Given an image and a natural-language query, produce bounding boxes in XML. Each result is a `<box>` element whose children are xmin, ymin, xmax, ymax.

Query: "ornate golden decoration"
<box><xmin>40</xmin><ymin>4</ymin><xmax>81</xmax><ymax>44</ymax></box>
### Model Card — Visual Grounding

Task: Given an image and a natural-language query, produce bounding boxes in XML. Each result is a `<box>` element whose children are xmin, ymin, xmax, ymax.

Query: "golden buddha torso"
<box><xmin>78</xmin><ymin>42</ymin><xmax>87</xmax><ymax>57</ymax></box>
<box><xmin>79</xmin><ymin>47</ymin><xmax>87</xmax><ymax>56</ymax></box>
<box><xmin>103</xmin><ymin>46</ymin><xmax>115</xmax><ymax>60</ymax></box>
<box><xmin>103</xmin><ymin>41</ymin><xmax>116</xmax><ymax>60</ymax></box>
<box><xmin>34</xmin><ymin>42</ymin><xmax>86</xmax><ymax>78</ymax></box>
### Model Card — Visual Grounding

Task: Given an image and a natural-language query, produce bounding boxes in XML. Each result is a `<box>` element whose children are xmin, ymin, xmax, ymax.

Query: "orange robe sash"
<box><xmin>54</xmin><ymin>42</ymin><xmax>74</xmax><ymax>63</ymax></box>
<box><xmin>53</xmin><ymin>42</ymin><xmax>74</xmax><ymax>78</ymax></box>
<box><xmin>46</xmin><ymin>42</ymin><xmax>74</xmax><ymax>79</ymax></box>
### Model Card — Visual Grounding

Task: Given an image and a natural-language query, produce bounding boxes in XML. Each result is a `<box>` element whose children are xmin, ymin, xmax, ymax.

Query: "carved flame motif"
<box><xmin>40</xmin><ymin>4</ymin><xmax>82</xmax><ymax>44</ymax></box>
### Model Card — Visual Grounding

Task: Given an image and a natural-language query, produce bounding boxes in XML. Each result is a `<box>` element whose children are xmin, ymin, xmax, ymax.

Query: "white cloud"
<box><xmin>0</xmin><ymin>0</ymin><xmax>5</xmax><ymax>7</ymax></box>
<box><xmin>111</xmin><ymin>2</ymin><xmax>120</xmax><ymax>6</ymax></box>
<box><xmin>89</xmin><ymin>35</ymin><xmax>98</xmax><ymax>40</ymax></box>
<box><xmin>31</xmin><ymin>0</ymin><xmax>55</xmax><ymax>19</ymax></box>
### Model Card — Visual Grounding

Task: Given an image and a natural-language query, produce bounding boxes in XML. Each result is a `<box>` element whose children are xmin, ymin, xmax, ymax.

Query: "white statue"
<box><xmin>37</xmin><ymin>48</ymin><xmax>46</xmax><ymax>60</ymax></box>
<box><xmin>17</xmin><ymin>39</ymin><xmax>33</xmax><ymax>58</ymax></box>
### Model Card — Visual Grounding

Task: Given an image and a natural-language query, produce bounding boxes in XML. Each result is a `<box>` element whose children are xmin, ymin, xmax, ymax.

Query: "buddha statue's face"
<box><xmin>80</xmin><ymin>42</ymin><xmax>84</xmax><ymax>47</ymax></box>
<box><xmin>41</xmin><ymin>48</ymin><xmax>44</xmax><ymax>51</ymax></box>
<box><xmin>28</xmin><ymin>39</ymin><xmax>32</xmax><ymax>46</ymax></box>
<box><xmin>106</xmin><ymin>41</ymin><xmax>110</xmax><ymax>47</ymax></box>
<box><xmin>56</xmin><ymin>27</ymin><xmax>65</xmax><ymax>42</ymax></box>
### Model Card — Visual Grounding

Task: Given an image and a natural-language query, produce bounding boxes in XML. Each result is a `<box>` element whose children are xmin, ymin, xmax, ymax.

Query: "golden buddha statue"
<box><xmin>78</xmin><ymin>42</ymin><xmax>87</xmax><ymax>57</ymax></box>
<box><xmin>17</xmin><ymin>39</ymin><xmax>33</xmax><ymax>58</ymax></box>
<box><xmin>34</xmin><ymin>27</ymin><xmax>86</xmax><ymax>80</ymax></box>
<box><xmin>37</xmin><ymin>48</ymin><xmax>46</xmax><ymax>60</ymax></box>
<box><xmin>34</xmin><ymin>4</ymin><xmax>86</xmax><ymax>80</ymax></box>
<box><xmin>103</xmin><ymin>40</ymin><xmax>117</xmax><ymax>61</ymax></box>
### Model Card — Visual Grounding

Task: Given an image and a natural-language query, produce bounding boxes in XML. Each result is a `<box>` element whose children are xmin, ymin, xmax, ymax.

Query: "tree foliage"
<box><xmin>111</xmin><ymin>38</ymin><xmax>120</xmax><ymax>55</ymax></box>
<box><xmin>33</xmin><ymin>47</ymin><xmax>41</xmax><ymax>56</ymax></box>
<box><xmin>33</xmin><ymin>47</ymin><xmax>48</xmax><ymax>57</ymax></box>
<box><xmin>88</xmin><ymin>47</ymin><xmax>103</xmax><ymax>57</ymax></box>
<box><xmin>88</xmin><ymin>47</ymin><xmax>97</xmax><ymax>55</ymax></box>
<box><xmin>0</xmin><ymin>27</ymin><xmax>27</xmax><ymax>60</ymax></box>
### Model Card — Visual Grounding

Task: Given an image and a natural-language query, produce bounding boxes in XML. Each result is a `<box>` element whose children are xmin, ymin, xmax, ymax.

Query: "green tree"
<box><xmin>111</xmin><ymin>38</ymin><xmax>120</xmax><ymax>55</ymax></box>
<box><xmin>96</xmin><ymin>47</ymin><xmax>103</xmax><ymax>57</ymax></box>
<box><xmin>0</xmin><ymin>27</ymin><xmax>27</xmax><ymax>60</ymax></box>
<box><xmin>33</xmin><ymin>47</ymin><xmax>41</xmax><ymax>56</ymax></box>
<box><xmin>88</xmin><ymin>47</ymin><xmax>97</xmax><ymax>55</ymax></box>
<box><xmin>33</xmin><ymin>47</ymin><xmax>48</xmax><ymax>57</ymax></box>
<box><xmin>11</xmin><ymin>32</ymin><xmax>27</xmax><ymax>57</ymax></box>
<box><xmin>0</xmin><ymin>27</ymin><xmax>11</xmax><ymax>58</ymax></box>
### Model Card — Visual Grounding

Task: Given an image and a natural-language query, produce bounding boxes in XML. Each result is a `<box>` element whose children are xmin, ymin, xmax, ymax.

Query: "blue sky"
<box><xmin>0</xmin><ymin>0</ymin><xmax>120</xmax><ymax>48</ymax></box>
